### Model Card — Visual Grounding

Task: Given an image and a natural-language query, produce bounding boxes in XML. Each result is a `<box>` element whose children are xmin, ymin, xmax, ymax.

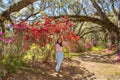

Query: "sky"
<box><xmin>0</xmin><ymin>0</ymin><xmax>120</xmax><ymax>17</ymax></box>
<box><xmin>0</xmin><ymin>0</ymin><xmax>13</xmax><ymax>13</ymax></box>
<box><xmin>2</xmin><ymin>0</ymin><xmax>8</xmax><ymax>4</ymax></box>
<box><xmin>2</xmin><ymin>0</ymin><xmax>19</xmax><ymax>4</ymax></box>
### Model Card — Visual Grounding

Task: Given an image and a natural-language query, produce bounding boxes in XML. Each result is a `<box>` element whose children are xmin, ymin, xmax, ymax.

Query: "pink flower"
<box><xmin>0</xmin><ymin>38</ymin><xmax>4</xmax><ymax>41</ymax></box>
<box><xmin>0</xmin><ymin>32</ymin><xmax>4</xmax><ymax>35</ymax></box>
<box><xmin>7</xmin><ymin>38</ymin><xmax>14</xmax><ymax>43</ymax></box>
<box><xmin>106</xmin><ymin>50</ymin><xmax>112</xmax><ymax>53</ymax></box>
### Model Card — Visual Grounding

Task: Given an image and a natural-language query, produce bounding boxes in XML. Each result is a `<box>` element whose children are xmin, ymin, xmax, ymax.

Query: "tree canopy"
<box><xmin>0</xmin><ymin>0</ymin><xmax>120</xmax><ymax>44</ymax></box>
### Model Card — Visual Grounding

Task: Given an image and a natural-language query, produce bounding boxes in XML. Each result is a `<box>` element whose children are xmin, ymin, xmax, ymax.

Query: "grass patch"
<box><xmin>64</xmin><ymin>53</ymin><xmax>79</xmax><ymax>58</ymax></box>
<box><xmin>92</xmin><ymin>46</ymin><xmax>102</xmax><ymax>51</ymax></box>
<box><xmin>115</xmin><ymin>72</ymin><xmax>120</xmax><ymax>75</ymax></box>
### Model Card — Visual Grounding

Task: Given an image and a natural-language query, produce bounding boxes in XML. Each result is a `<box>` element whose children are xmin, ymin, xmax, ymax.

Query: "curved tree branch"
<box><xmin>0</xmin><ymin>0</ymin><xmax>37</xmax><ymax>32</ymax></box>
<box><xmin>52</xmin><ymin>15</ymin><xmax>118</xmax><ymax>32</ymax></box>
<box><xmin>1</xmin><ymin>0</ymin><xmax>37</xmax><ymax>20</ymax></box>
<box><xmin>77</xmin><ymin>22</ymin><xmax>84</xmax><ymax>35</ymax></box>
<box><xmin>79</xmin><ymin>26</ymin><xmax>101</xmax><ymax>36</ymax></box>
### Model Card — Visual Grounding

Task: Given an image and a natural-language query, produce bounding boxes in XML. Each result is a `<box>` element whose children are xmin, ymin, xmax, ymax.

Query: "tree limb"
<box><xmin>52</xmin><ymin>15</ymin><xmax>118</xmax><ymax>32</ymax></box>
<box><xmin>110</xmin><ymin>0</ymin><xmax>117</xmax><ymax>17</ymax></box>
<box><xmin>90</xmin><ymin>0</ymin><xmax>110</xmax><ymax>21</ymax></box>
<box><xmin>0</xmin><ymin>0</ymin><xmax>37</xmax><ymax>32</ymax></box>
<box><xmin>1</xmin><ymin>0</ymin><xmax>37</xmax><ymax>20</ymax></box>
<box><xmin>77</xmin><ymin>22</ymin><xmax>84</xmax><ymax>35</ymax></box>
<box><xmin>80</xmin><ymin>29</ymin><xmax>103</xmax><ymax>37</ymax></box>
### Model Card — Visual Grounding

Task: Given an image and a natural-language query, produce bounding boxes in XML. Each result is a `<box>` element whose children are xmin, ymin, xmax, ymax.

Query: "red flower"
<box><xmin>77</xmin><ymin>36</ymin><xmax>80</xmax><ymax>40</ymax></box>
<box><xmin>55</xmin><ymin>29</ymin><xmax>60</xmax><ymax>34</ymax></box>
<box><xmin>24</xmin><ymin>34</ymin><xmax>29</xmax><ymax>40</ymax></box>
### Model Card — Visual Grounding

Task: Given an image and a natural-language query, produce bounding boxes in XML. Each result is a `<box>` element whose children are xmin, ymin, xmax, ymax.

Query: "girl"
<box><xmin>55</xmin><ymin>38</ymin><xmax>66</xmax><ymax>75</ymax></box>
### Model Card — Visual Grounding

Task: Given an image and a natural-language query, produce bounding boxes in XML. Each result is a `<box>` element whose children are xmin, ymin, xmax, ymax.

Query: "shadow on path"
<box><xmin>6</xmin><ymin>58</ymin><xmax>96</xmax><ymax>80</ymax></box>
<box><xmin>79</xmin><ymin>51</ymin><xmax>119</xmax><ymax>64</ymax></box>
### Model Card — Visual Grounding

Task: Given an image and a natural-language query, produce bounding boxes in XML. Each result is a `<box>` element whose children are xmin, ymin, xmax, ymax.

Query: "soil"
<box><xmin>4</xmin><ymin>51</ymin><xmax>120</xmax><ymax>80</ymax></box>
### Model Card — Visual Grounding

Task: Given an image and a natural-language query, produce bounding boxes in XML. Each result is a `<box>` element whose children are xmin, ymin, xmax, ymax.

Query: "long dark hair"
<box><xmin>56</xmin><ymin>38</ymin><xmax>62</xmax><ymax>46</ymax></box>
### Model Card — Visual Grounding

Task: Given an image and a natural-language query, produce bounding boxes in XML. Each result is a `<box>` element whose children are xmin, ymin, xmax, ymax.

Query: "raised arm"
<box><xmin>62</xmin><ymin>41</ymin><xmax>69</xmax><ymax>47</ymax></box>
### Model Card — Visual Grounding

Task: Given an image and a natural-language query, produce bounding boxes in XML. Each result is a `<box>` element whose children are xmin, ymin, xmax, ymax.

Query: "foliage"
<box><xmin>64</xmin><ymin>53</ymin><xmax>79</xmax><ymax>58</ymax></box>
<box><xmin>92</xmin><ymin>46</ymin><xmax>102</xmax><ymax>51</ymax></box>
<box><xmin>13</xmin><ymin>17</ymin><xmax>80</xmax><ymax>62</ymax></box>
<box><xmin>0</xmin><ymin>16</ymin><xmax>80</xmax><ymax>64</ymax></box>
<box><xmin>0</xmin><ymin>54</ymin><xmax>26</xmax><ymax>79</ymax></box>
<box><xmin>0</xmin><ymin>24</ymin><xmax>28</xmax><ymax>79</ymax></box>
<box><xmin>13</xmin><ymin>17</ymin><xmax>80</xmax><ymax>47</ymax></box>
<box><xmin>24</xmin><ymin>44</ymin><xmax>43</xmax><ymax>62</ymax></box>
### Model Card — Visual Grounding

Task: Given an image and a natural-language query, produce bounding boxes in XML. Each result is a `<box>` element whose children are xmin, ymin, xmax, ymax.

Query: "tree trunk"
<box><xmin>116</xmin><ymin>8</ymin><xmax>120</xmax><ymax>51</ymax></box>
<box><xmin>90</xmin><ymin>0</ymin><xmax>118</xmax><ymax>45</ymax></box>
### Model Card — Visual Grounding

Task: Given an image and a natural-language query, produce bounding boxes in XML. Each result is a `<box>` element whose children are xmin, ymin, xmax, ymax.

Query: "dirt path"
<box><xmin>81</xmin><ymin>61</ymin><xmax>120</xmax><ymax>80</ymax></box>
<box><xmin>78</xmin><ymin>57</ymin><xmax>120</xmax><ymax>80</ymax></box>
<box><xmin>5</xmin><ymin>55</ymin><xmax>120</xmax><ymax>80</ymax></box>
<box><xmin>78</xmin><ymin>51</ymin><xmax>120</xmax><ymax>80</ymax></box>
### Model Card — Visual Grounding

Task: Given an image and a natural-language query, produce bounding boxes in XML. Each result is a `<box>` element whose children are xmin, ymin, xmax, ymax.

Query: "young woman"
<box><xmin>55</xmin><ymin>38</ymin><xmax>65</xmax><ymax>74</ymax></box>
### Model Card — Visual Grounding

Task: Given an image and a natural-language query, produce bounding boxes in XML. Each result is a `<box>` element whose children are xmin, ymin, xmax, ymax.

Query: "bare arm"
<box><xmin>62</xmin><ymin>41</ymin><xmax>69</xmax><ymax>47</ymax></box>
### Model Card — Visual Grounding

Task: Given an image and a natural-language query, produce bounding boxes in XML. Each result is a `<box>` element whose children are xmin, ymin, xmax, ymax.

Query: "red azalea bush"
<box><xmin>13</xmin><ymin>17</ymin><xmax>80</xmax><ymax>50</ymax></box>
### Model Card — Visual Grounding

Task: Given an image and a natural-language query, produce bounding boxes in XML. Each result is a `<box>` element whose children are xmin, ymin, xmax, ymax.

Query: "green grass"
<box><xmin>92</xmin><ymin>46</ymin><xmax>102</xmax><ymax>51</ymax></box>
<box><xmin>115</xmin><ymin>72</ymin><xmax>120</xmax><ymax>75</ymax></box>
<box><xmin>64</xmin><ymin>53</ymin><xmax>79</xmax><ymax>58</ymax></box>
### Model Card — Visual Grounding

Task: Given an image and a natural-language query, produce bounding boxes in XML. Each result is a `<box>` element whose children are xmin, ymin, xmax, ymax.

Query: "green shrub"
<box><xmin>0</xmin><ymin>53</ymin><xmax>27</xmax><ymax>79</ymax></box>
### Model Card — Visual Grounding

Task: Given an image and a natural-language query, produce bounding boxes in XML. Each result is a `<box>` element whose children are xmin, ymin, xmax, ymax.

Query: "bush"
<box><xmin>0</xmin><ymin>54</ymin><xmax>26</xmax><ymax>79</ymax></box>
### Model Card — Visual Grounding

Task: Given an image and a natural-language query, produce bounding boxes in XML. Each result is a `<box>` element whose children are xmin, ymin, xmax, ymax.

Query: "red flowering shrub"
<box><xmin>13</xmin><ymin>17</ymin><xmax>80</xmax><ymax>49</ymax></box>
